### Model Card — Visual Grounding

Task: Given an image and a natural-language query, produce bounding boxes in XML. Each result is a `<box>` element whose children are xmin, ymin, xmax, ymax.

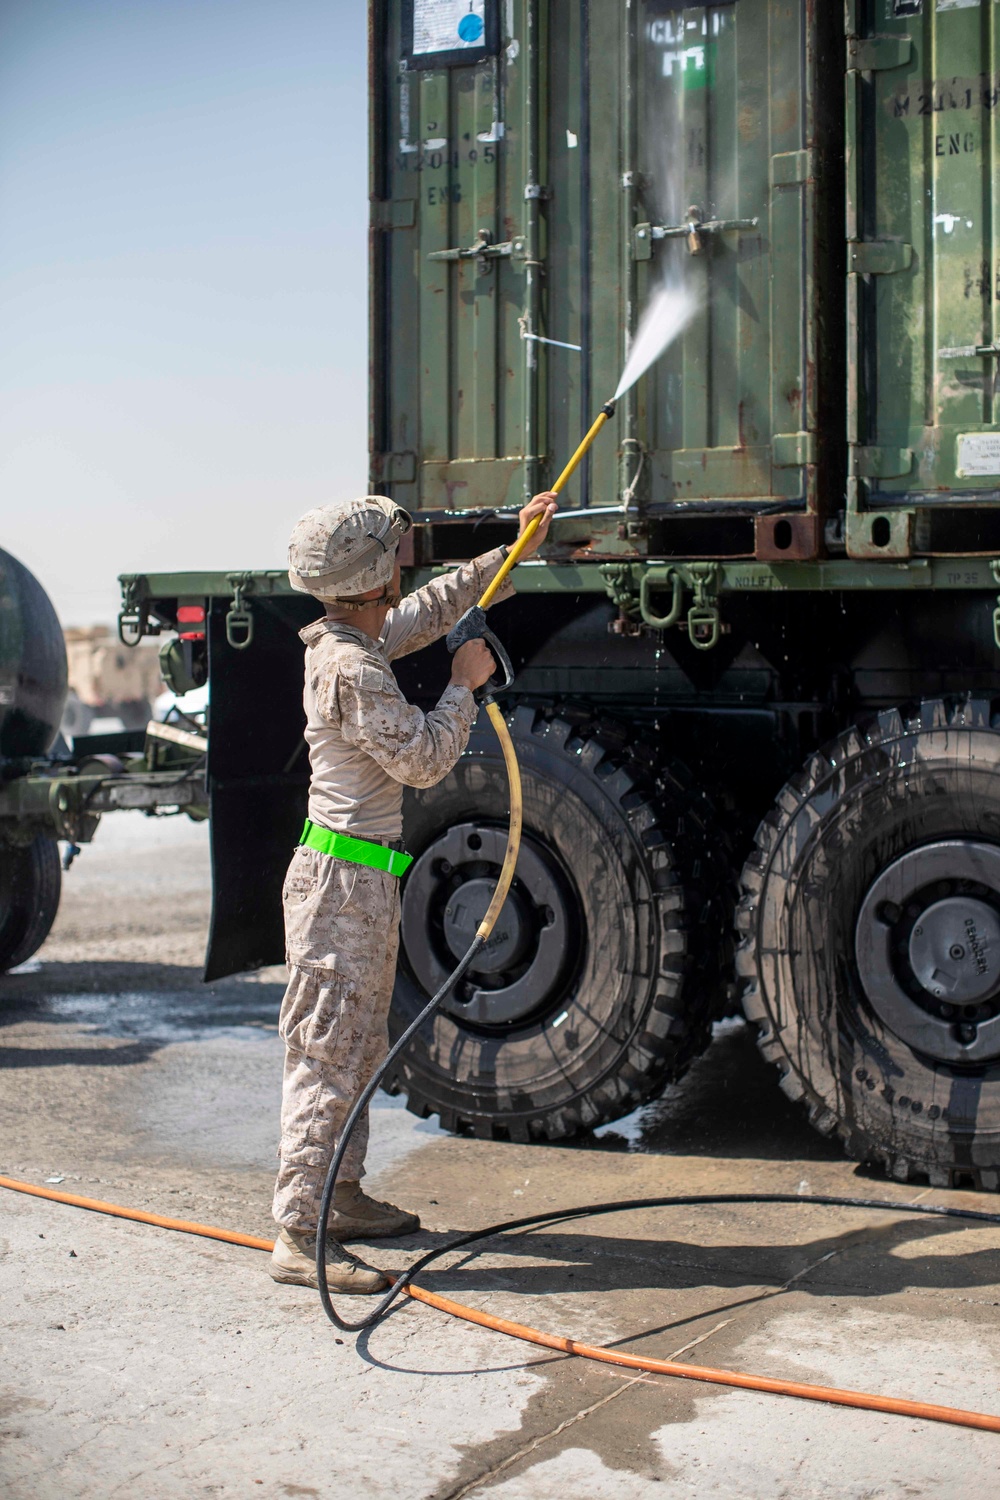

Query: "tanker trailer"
<box><xmin>116</xmin><ymin>0</ymin><xmax>1000</xmax><ymax>1191</ymax></box>
<box><xmin>0</xmin><ymin>546</ymin><xmax>208</xmax><ymax>974</ymax></box>
<box><xmin>0</xmin><ymin>547</ymin><xmax>68</xmax><ymax>969</ymax></box>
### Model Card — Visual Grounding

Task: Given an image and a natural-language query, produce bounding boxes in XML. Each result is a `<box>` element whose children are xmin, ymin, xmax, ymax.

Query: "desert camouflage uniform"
<box><xmin>272</xmin><ymin>548</ymin><xmax>513</xmax><ymax>1233</ymax></box>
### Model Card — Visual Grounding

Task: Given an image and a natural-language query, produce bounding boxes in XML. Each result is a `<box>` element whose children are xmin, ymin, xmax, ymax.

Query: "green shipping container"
<box><xmin>371</xmin><ymin>0</ymin><xmax>1000</xmax><ymax>565</ymax></box>
<box><xmin>371</xmin><ymin>0</ymin><xmax>841</xmax><ymax>534</ymax></box>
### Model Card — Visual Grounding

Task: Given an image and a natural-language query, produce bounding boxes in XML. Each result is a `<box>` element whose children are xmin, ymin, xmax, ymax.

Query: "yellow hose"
<box><xmin>472</xmin><ymin>403</ymin><xmax>614</xmax><ymax>940</ymax></box>
<box><xmin>475</xmin><ymin>702</ymin><xmax>523</xmax><ymax>941</ymax></box>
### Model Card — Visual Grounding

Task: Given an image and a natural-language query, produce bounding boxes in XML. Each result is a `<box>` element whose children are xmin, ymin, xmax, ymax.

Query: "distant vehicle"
<box><xmin>61</xmin><ymin>626</ymin><xmax>162</xmax><ymax>740</ymax></box>
<box><xmin>120</xmin><ymin>1</ymin><xmax>1000</xmax><ymax>1192</ymax></box>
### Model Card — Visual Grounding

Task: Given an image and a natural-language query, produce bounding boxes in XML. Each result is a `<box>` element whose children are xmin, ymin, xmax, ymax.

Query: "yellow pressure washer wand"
<box><xmin>479</xmin><ymin>399</ymin><xmax>617</xmax><ymax>610</ymax></box>
<box><xmin>316</xmin><ymin>399</ymin><xmax>617</xmax><ymax>1333</ymax></box>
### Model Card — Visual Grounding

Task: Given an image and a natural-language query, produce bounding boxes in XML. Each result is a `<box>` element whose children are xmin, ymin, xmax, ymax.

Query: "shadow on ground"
<box><xmin>0</xmin><ymin>962</ymin><xmax>285</xmax><ymax>1046</ymax></box>
<box><xmin>0</xmin><ymin>977</ymin><xmax>837</xmax><ymax>1161</ymax></box>
<box><xmin>367</xmin><ymin>1209</ymin><xmax>1000</xmax><ymax>1313</ymax></box>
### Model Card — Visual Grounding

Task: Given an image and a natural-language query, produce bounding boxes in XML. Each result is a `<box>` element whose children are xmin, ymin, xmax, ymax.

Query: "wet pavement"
<box><xmin>3</xmin><ymin>813</ymin><xmax>1000</xmax><ymax>1498</ymax></box>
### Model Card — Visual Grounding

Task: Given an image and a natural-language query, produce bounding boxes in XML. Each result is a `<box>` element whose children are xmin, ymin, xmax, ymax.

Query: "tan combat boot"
<box><xmin>327</xmin><ymin>1181</ymin><xmax>421</xmax><ymax>1241</ymax></box>
<box><xmin>269</xmin><ymin>1226</ymin><xmax>389</xmax><ymax>1293</ymax></box>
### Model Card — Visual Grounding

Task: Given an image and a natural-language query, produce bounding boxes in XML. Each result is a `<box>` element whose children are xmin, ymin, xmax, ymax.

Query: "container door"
<box><xmin>848</xmin><ymin>0</ymin><xmax>1000</xmax><ymax>528</ymax></box>
<box><xmin>371</xmin><ymin>0</ymin><xmax>536</xmax><ymax>514</ymax></box>
<box><xmin>371</xmin><ymin>0</ymin><xmax>839</xmax><ymax>547</ymax></box>
<box><xmin>633</xmin><ymin>0</ymin><xmax>838</xmax><ymax>529</ymax></box>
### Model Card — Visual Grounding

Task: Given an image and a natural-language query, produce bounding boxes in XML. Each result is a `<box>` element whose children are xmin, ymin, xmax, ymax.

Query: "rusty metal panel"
<box><xmin>849</xmin><ymin>0</ymin><xmax>1000</xmax><ymax>510</ymax></box>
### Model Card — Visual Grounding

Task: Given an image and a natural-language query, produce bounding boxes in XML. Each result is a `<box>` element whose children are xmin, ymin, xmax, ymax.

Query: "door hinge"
<box><xmin>852</xmin><ymin>446</ymin><xmax>913</xmax><ymax>479</ymax></box>
<box><xmin>770</xmin><ymin>149</ymin><xmax>817</xmax><ymax>189</ymax></box>
<box><xmin>849</xmin><ymin>240</ymin><xmax>913</xmax><ymax>275</ymax></box>
<box><xmin>847</xmin><ymin>35</ymin><xmax>913</xmax><ymax>73</ymax></box>
<box><xmin>372</xmin><ymin>200</ymin><xmax>416</xmax><ymax>231</ymax></box>
<box><xmin>632</xmin><ymin>224</ymin><xmax>654</xmax><ymax>261</ymax></box>
<box><xmin>773</xmin><ymin>432</ymin><xmax>818</xmax><ymax>467</ymax></box>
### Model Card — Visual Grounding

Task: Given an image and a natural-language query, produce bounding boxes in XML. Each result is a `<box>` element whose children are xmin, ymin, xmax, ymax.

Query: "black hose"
<box><xmin>389</xmin><ymin>1192</ymin><xmax>1000</xmax><ymax>1289</ymax></box>
<box><xmin>319</xmin><ymin>1187</ymin><xmax>1000</xmax><ymax>1337</ymax></box>
<box><xmin>315</xmin><ymin>933</ymin><xmax>486</xmax><ymax>1331</ymax></box>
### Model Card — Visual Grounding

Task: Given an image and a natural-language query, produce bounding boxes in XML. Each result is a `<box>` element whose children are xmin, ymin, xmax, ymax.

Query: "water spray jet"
<box><xmin>613</xmin><ymin>281</ymin><xmax>700</xmax><ymax>402</ymax></box>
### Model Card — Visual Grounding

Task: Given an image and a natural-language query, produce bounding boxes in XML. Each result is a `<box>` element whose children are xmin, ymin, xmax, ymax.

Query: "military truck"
<box><xmin>119</xmin><ymin>0</ymin><xmax>1000</xmax><ymax>1190</ymax></box>
<box><xmin>0</xmin><ymin>547</ymin><xmax>207</xmax><ymax>972</ymax></box>
<box><xmin>61</xmin><ymin>626</ymin><xmax>163</xmax><ymax>741</ymax></box>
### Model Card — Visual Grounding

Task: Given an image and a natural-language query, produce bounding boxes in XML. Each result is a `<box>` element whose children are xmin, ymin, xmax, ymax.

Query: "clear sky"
<box><xmin>0</xmin><ymin>0</ymin><xmax>368</xmax><ymax>626</ymax></box>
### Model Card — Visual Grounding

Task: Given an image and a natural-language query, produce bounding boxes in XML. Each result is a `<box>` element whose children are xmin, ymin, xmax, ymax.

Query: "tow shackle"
<box><xmin>446</xmin><ymin>605</ymin><xmax>515</xmax><ymax>706</ymax></box>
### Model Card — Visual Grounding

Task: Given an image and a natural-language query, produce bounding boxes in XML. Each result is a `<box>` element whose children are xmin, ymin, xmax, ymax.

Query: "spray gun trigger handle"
<box><xmin>446</xmin><ymin>605</ymin><xmax>516</xmax><ymax>705</ymax></box>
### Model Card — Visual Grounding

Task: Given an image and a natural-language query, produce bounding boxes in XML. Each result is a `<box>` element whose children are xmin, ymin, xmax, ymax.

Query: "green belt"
<box><xmin>300</xmin><ymin>819</ymin><xmax>413</xmax><ymax>877</ymax></box>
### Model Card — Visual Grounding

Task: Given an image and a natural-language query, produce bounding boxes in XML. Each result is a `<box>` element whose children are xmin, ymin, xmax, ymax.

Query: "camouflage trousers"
<box><xmin>272</xmin><ymin>845</ymin><xmax>400</xmax><ymax>1233</ymax></box>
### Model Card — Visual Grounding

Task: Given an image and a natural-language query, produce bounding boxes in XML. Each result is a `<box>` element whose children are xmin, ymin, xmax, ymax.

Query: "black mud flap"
<box><xmin>205</xmin><ymin>778</ymin><xmax>306</xmax><ymax>979</ymax></box>
<box><xmin>203</xmin><ymin>593</ymin><xmax>315</xmax><ymax>981</ymax></box>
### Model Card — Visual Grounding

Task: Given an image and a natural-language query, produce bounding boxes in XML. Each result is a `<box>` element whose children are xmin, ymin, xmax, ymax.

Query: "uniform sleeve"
<box><xmin>330</xmin><ymin>654</ymin><xmax>477</xmax><ymax>789</ymax></box>
<box><xmin>380</xmin><ymin>546</ymin><xmax>515</xmax><ymax>662</ymax></box>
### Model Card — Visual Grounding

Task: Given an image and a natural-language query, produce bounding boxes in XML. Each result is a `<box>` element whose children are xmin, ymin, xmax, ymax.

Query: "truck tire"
<box><xmin>386</xmin><ymin>705</ymin><xmax>727</xmax><ymax>1141</ymax></box>
<box><xmin>737</xmin><ymin>697</ymin><xmax>1000</xmax><ymax>1190</ymax></box>
<box><xmin>0</xmin><ymin>836</ymin><xmax>62</xmax><ymax>973</ymax></box>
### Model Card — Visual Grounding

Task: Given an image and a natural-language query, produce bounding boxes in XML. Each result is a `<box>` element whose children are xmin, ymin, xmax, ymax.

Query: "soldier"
<box><xmin>270</xmin><ymin>490</ymin><xmax>558</xmax><ymax>1291</ymax></box>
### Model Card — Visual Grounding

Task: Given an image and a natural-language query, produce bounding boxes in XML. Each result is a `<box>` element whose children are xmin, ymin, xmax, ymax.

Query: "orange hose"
<box><xmin>3</xmin><ymin>1173</ymin><xmax>999</xmax><ymax>1433</ymax></box>
<box><xmin>403</xmin><ymin>1283</ymin><xmax>1000</xmax><ymax>1432</ymax></box>
<box><xmin>0</xmin><ymin>1175</ymin><xmax>274</xmax><ymax>1252</ymax></box>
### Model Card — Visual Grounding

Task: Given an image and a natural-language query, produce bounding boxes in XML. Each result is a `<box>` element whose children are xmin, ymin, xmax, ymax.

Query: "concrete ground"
<box><xmin>3</xmin><ymin>813</ymin><xmax>1000</xmax><ymax>1499</ymax></box>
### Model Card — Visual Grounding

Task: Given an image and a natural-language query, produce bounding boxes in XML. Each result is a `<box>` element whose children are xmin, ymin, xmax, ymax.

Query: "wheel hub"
<box><xmin>400</xmin><ymin>822</ymin><xmax>577</xmax><ymax>1028</ymax></box>
<box><xmin>856</xmin><ymin>840</ymin><xmax>1000</xmax><ymax>1063</ymax></box>
<box><xmin>907</xmin><ymin>897</ymin><xmax>1000</xmax><ymax>1006</ymax></box>
<box><xmin>441</xmin><ymin>877</ymin><xmax>532</xmax><ymax>974</ymax></box>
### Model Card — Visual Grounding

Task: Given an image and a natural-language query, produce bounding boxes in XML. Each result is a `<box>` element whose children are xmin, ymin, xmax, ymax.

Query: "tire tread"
<box><xmin>737</xmin><ymin>693</ymin><xmax>1000</xmax><ymax>1191</ymax></box>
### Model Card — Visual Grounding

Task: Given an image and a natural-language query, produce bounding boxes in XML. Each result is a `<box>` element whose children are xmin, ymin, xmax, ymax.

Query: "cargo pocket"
<box><xmin>278</xmin><ymin>968</ymin><xmax>357</xmax><ymax>1059</ymax></box>
<box><xmin>282</xmin><ymin>849</ymin><xmax>359</xmax><ymax>970</ymax></box>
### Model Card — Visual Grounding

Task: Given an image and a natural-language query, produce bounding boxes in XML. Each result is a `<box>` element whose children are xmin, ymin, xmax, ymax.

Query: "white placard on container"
<box><xmin>956</xmin><ymin>433</ymin><xmax>1000</xmax><ymax>478</ymax></box>
<box><xmin>413</xmin><ymin>0</ymin><xmax>487</xmax><ymax>55</ymax></box>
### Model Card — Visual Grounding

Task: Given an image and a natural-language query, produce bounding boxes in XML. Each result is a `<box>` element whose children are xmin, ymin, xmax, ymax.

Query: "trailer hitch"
<box><xmin>225</xmin><ymin>573</ymin><xmax>255</xmax><ymax>650</ymax></box>
<box><xmin>634</xmin><ymin>563</ymin><xmax>726</xmax><ymax>650</ymax></box>
<box><xmin>118</xmin><ymin>575</ymin><xmax>154</xmax><ymax>647</ymax></box>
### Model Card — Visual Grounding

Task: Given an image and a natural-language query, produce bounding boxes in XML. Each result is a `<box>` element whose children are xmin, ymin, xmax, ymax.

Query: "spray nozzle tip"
<box><xmin>600</xmin><ymin>400</ymin><xmax>617</xmax><ymax>418</ymax></box>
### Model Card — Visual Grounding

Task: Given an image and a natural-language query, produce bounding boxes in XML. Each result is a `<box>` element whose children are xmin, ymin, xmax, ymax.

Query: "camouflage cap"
<box><xmin>287</xmin><ymin>497</ymin><xmax>412</xmax><ymax>601</ymax></box>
